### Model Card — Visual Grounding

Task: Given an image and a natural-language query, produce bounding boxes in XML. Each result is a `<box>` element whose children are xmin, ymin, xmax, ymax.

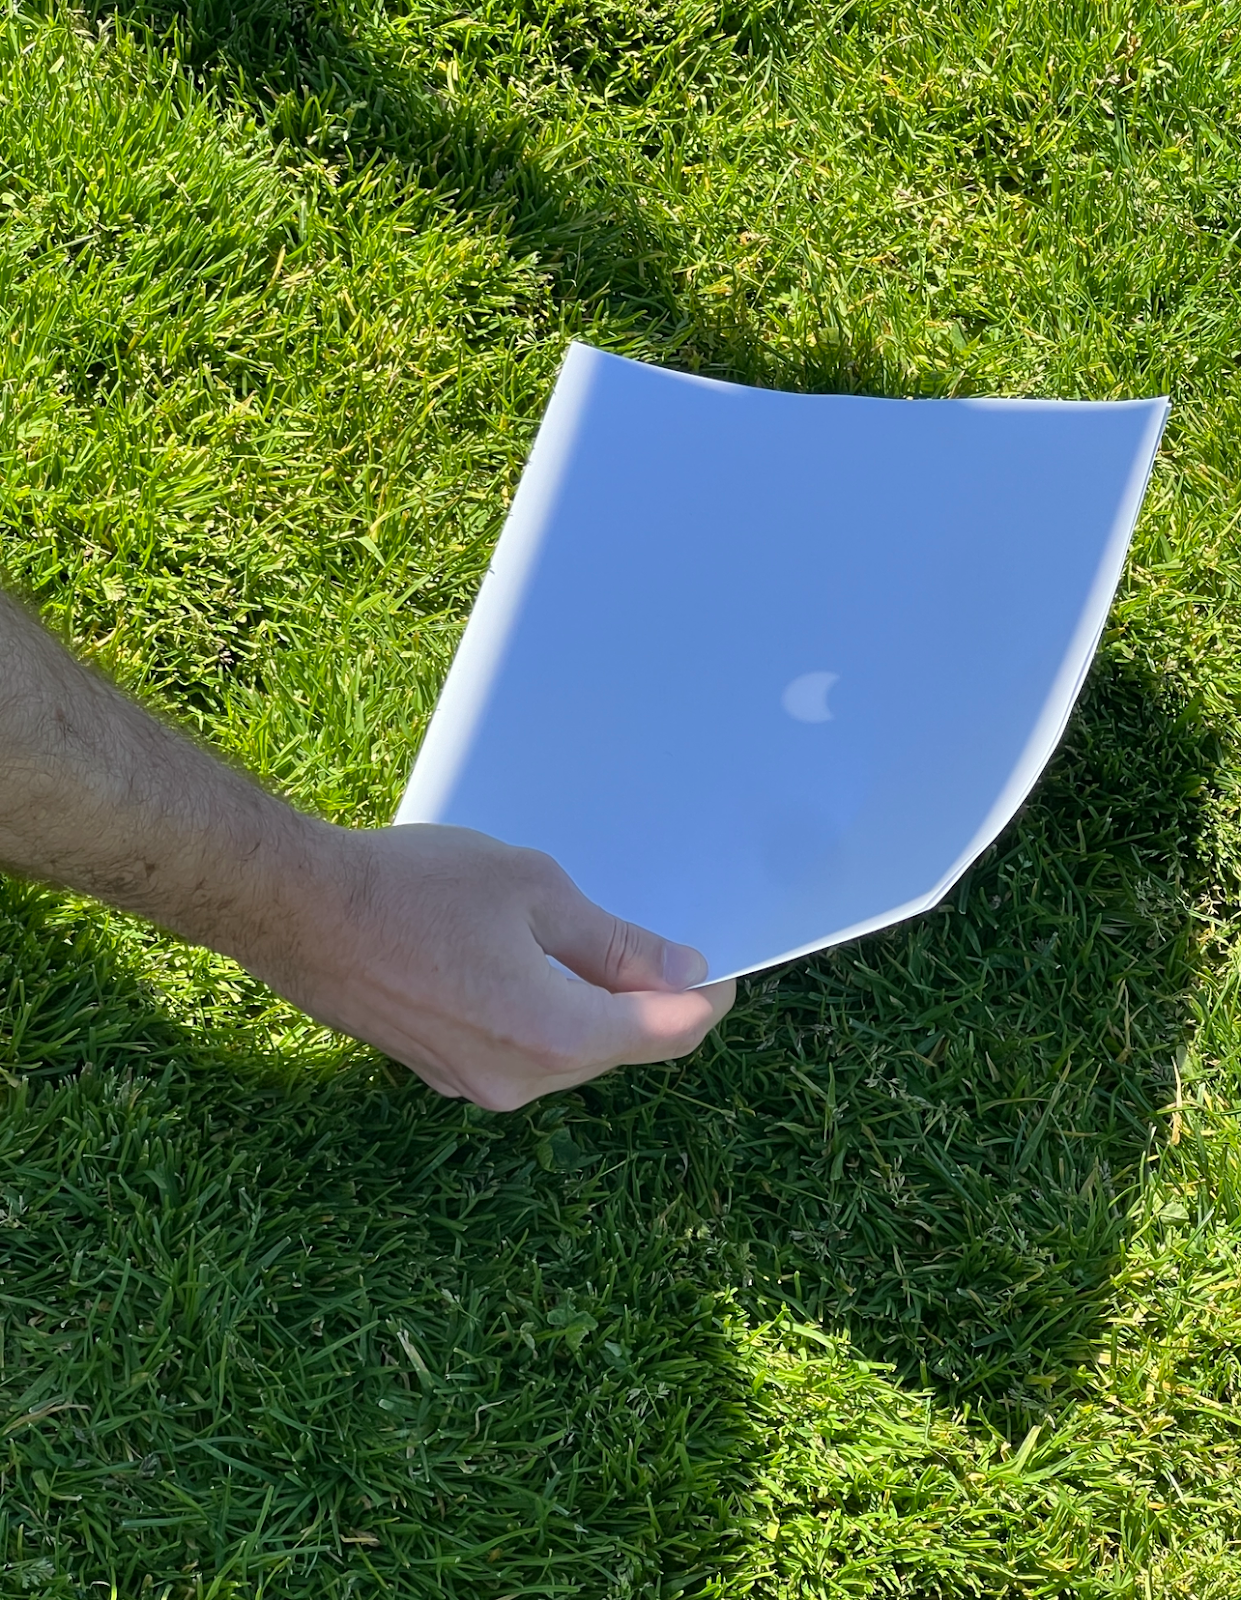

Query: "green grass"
<box><xmin>3</xmin><ymin>0</ymin><xmax>1241</xmax><ymax>1592</ymax></box>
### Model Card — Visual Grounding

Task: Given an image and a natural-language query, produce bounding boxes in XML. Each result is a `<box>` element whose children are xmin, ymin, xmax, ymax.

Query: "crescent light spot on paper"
<box><xmin>782</xmin><ymin>671</ymin><xmax>839</xmax><ymax>724</ymax></box>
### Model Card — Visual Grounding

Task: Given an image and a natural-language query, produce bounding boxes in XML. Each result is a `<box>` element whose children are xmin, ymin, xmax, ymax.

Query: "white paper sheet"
<box><xmin>395</xmin><ymin>343</ymin><xmax>1168</xmax><ymax>982</ymax></box>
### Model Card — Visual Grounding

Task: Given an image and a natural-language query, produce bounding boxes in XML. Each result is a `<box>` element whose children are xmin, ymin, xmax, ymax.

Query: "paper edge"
<box><xmin>394</xmin><ymin>341</ymin><xmax>599</xmax><ymax>824</ymax></box>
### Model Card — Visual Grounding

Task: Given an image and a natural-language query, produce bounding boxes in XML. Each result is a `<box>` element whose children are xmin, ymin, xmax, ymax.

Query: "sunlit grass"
<box><xmin>4</xmin><ymin>0</ymin><xmax>1241</xmax><ymax>1593</ymax></box>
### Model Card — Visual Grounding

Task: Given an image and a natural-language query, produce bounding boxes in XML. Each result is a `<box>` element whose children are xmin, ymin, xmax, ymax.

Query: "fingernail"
<box><xmin>663</xmin><ymin>943</ymin><xmax>708</xmax><ymax>988</ymax></box>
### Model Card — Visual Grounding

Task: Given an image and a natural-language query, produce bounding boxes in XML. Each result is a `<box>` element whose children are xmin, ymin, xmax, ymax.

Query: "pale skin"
<box><xmin>0</xmin><ymin>591</ymin><xmax>735</xmax><ymax>1110</ymax></box>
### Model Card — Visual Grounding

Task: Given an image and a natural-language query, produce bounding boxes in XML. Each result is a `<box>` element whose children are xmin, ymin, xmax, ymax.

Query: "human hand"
<box><xmin>240</xmin><ymin>821</ymin><xmax>736</xmax><ymax>1110</ymax></box>
<box><xmin>0</xmin><ymin>591</ymin><xmax>731</xmax><ymax>1106</ymax></box>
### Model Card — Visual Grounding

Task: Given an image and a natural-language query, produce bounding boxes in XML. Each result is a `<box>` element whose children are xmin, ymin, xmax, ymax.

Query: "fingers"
<box><xmin>381</xmin><ymin>976</ymin><xmax>735</xmax><ymax>1112</ymax></box>
<box><xmin>529</xmin><ymin>869</ymin><xmax>710</xmax><ymax>994</ymax></box>
<box><xmin>419</xmin><ymin>967</ymin><xmax>733</xmax><ymax>1108</ymax></box>
<box><xmin>546</xmin><ymin>969</ymin><xmax>737</xmax><ymax>1073</ymax></box>
<box><xmin>477</xmin><ymin>977</ymin><xmax>736</xmax><ymax>1110</ymax></box>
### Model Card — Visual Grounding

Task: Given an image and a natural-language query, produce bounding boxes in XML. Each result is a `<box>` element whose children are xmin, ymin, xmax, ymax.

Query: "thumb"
<box><xmin>530</xmin><ymin>879</ymin><xmax>709</xmax><ymax>994</ymax></box>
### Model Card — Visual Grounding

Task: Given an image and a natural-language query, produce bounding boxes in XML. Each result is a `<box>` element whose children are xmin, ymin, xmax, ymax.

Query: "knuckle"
<box><xmin>602</xmin><ymin>917</ymin><xmax>646</xmax><ymax>988</ymax></box>
<box><xmin>517</xmin><ymin>846</ymin><xmax>564</xmax><ymax>886</ymax></box>
<box><xmin>517</xmin><ymin>849</ymin><xmax>580</xmax><ymax>914</ymax></box>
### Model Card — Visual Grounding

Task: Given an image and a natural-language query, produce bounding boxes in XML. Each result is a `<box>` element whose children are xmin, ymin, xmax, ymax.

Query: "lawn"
<box><xmin>3</xmin><ymin>0</ymin><xmax>1241</xmax><ymax>1593</ymax></box>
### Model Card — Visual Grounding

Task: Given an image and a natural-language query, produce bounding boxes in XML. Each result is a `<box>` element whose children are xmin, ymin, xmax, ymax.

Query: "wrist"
<box><xmin>180</xmin><ymin>797</ymin><xmax>335</xmax><ymax>966</ymax></box>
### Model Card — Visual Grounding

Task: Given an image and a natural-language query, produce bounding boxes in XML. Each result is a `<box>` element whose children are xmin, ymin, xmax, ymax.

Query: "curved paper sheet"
<box><xmin>395</xmin><ymin>343</ymin><xmax>1168</xmax><ymax>982</ymax></box>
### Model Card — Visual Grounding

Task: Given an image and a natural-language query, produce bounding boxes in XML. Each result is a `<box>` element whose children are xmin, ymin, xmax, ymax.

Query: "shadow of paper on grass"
<box><xmin>574</xmin><ymin>652</ymin><xmax>1218</xmax><ymax>1429</ymax></box>
<box><xmin>0</xmin><ymin>648</ymin><xmax>1220</xmax><ymax>1596</ymax></box>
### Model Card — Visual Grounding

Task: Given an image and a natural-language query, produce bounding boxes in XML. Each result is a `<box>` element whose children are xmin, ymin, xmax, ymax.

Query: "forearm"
<box><xmin>0</xmin><ymin>590</ymin><xmax>325</xmax><ymax>961</ymax></box>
